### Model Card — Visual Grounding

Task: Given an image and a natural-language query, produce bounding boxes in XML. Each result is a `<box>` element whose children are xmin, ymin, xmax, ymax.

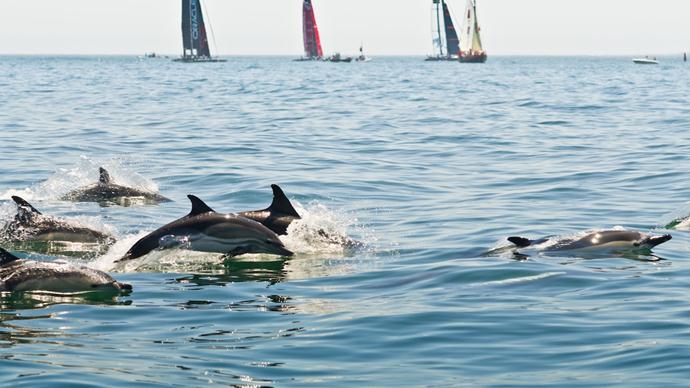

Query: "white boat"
<box><xmin>633</xmin><ymin>57</ymin><xmax>658</xmax><ymax>65</ymax></box>
<box><xmin>356</xmin><ymin>45</ymin><xmax>372</xmax><ymax>62</ymax></box>
<box><xmin>458</xmin><ymin>0</ymin><xmax>487</xmax><ymax>63</ymax></box>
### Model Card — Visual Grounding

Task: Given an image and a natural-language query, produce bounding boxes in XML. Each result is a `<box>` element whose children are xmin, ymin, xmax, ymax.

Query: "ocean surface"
<box><xmin>1</xmin><ymin>55</ymin><xmax>690</xmax><ymax>386</ymax></box>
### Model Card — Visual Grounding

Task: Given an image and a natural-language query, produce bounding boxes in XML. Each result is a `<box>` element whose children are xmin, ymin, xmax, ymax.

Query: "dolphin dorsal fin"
<box><xmin>99</xmin><ymin>167</ymin><xmax>111</xmax><ymax>184</ymax></box>
<box><xmin>267</xmin><ymin>184</ymin><xmax>300</xmax><ymax>218</ymax></box>
<box><xmin>0</xmin><ymin>247</ymin><xmax>21</xmax><ymax>266</ymax></box>
<box><xmin>187</xmin><ymin>195</ymin><xmax>215</xmax><ymax>216</ymax></box>
<box><xmin>508</xmin><ymin>236</ymin><xmax>532</xmax><ymax>248</ymax></box>
<box><xmin>12</xmin><ymin>196</ymin><xmax>42</xmax><ymax>216</ymax></box>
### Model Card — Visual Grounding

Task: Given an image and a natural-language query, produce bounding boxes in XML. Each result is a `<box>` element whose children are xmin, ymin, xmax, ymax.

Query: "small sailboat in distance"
<box><xmin>356</xmin><ymin>44</ymin><xmax>372</xmax><ymax>62</ymax></box>
<box><xmin>174</xmin><ymin>0</ymin><xmax>226</xmax><ymax>63</ymax></box>
<box><xmin>294</xmin><ymin>0</ymin><xmax>324</xmax><ymax>61</ymax></box>
<box><xmin>426</xmin><ymin>0</ymin><xmax>460</xmax><ymax>61</ymax></box>
<box><xmin>458</xmin><ymin>0</ymin><xmax>487</xmax><ymax>63</ymax></box>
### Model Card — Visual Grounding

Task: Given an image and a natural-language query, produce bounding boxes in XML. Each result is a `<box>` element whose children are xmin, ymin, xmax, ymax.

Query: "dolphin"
<box><xmin>117</xmin><ymin>195</ymin><xmax>294</xmax><ymax>262</ymax></box>
<box><xmin>2</xmin><ymin>196</ymin><xmax>114</xmax><ymax>245</ymax></box>
<box><xmin>238</xmin><ymin>184</ymin><xmax>361</xmax><ymax>248</ymax></box>
<box><xmin>0</xmin><ymin>247</ymin><xmax>131</xmax><ymax>293</ymax></box>
<box><xmin>61</xmin><ymin>167</ymin><xmax>171</xmax><ymax>205</ymax></box>
<box><xmin>238</xmin><ymin>184</ymin><xmax>301</xmax><ymax>236</ymax></box>
<box><xmin>507</xmin><ymin>230</ymin><xmax>672</xmax><ymax>254</ymax></box>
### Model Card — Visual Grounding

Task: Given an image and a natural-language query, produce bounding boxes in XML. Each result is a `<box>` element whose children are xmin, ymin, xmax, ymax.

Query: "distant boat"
<box><xmin>174</xmin><ymin>0</ymin><xmax>226</xmax><ymax>63</ymax></box>
<box><xmin>326</xmin><ymin>53</ymin><xmax>353</xmax><ymax>63</ymax></box>
<box><xmin>458</xmin><ymin>0</ymin><xmax>487</xmax><ymax>63</ymax></box>
<box><xmin>141</xmin><ymin>52</ymin><xmax>168</xmax><ymax>59</ymax></box>
<box><xmin>356</xmin><ymin>45</ymin><xmax>372</xmax><ymax>62</ymax></box>
<box><xmin>425</xmin><ymin>0</ymin><xmax>460</xmax><ymax>61</ymax></box>
<box><xmin>633</xmin><ymin>57</ymin><xmax>658</xmax><ymax>65</ymax></box>
<box><xmin>294</xmin><ymin>0</ymin><xmax>324</xmax><ymax>61</ymax></box>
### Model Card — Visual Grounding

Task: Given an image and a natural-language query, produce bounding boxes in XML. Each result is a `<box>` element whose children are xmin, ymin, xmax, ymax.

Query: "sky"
<box><xmin>0</xmin><ymin>0</ymin><xmax>689</xmax><ymax>56</ymax></box>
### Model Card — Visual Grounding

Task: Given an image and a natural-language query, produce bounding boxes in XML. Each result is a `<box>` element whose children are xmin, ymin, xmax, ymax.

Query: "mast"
<box><xmin>303</xmin><ymin>0</ymin><xmax>323</xmax><ymax>59</ymax></box>
<box><xmin>442</xmin><ymin>0</ymin><xmax>460</xmax><ymax>57</ymax></box>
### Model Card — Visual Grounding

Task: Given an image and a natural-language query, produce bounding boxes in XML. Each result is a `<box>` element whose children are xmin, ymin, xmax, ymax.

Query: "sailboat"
<box><xmin>425</xmin><ymin>0</ymin><xmax>460</xmax><ymax>61</ymax></box>
<box><xmin>458</xmin><ymin>0</ymin><xmax>487</xmax><ymax>63</ymax></box>
<box><xmin>174</xmin><ymin>0</ymin><xmax>225</xmax><ymax>63</ymax></box>
<box><xmin>356</xmin><ymin>44</ymin><xmax>372</xmax><ymax>62</ymax></box>
<box><xmin>294</xmin><ymin>0</ymin><xmax>324</xmax><ymax>61</ymax></box>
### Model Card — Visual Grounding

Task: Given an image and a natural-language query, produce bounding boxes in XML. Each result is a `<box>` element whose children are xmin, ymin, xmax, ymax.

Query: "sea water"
<box><xmin>1</xmin><ymin>56</ymin><xmax>690</xmax><ymax>386</ymax></box>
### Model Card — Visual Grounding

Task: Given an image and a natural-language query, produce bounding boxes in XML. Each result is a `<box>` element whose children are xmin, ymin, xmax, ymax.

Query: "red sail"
<box><xmin>303</xmin><ymin>0</ymin><xmax>323</xmax><ymax>59</ymax></box>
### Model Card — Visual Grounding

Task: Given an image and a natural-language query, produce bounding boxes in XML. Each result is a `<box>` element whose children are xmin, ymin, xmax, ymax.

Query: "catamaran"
<box><xmin>294</xmin><ymin>0</ymin><xmax>324</xmax><ymax>61</ymax></box>
<box><xmin>458</xmin><ymin>0</ymin><xmax>487</xmax><ymax>63</ymax></box>
<box><xmin>174</xmin><ymin>0</ymin><xmax>225</xmax><ymax>63</ymax></box>
<box><xmin>426</xmin><ymin>0</ymin><xmax>460</xmax><ymax>61</ymax></box>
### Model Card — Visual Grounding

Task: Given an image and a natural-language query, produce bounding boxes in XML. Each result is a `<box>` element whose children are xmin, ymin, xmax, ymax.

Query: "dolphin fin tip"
<box><xmin>187</xmin><ymin>194</ymin><xmax>215</xmax><ymax>216</ymax></box>
<box><xmin>508</xmin><ymin>236</ymin><xmax>532</xmax><ymax>248</ymax></box>
<box><xmin>99</xmin><ymin>167</ymin><xmax>111</xmax><ymax>184</ymax></box>
<box><xmin>11</xmin><ymin>196</ymin><xmax>42</xmax><ymax>216</ymax></box>
<box><xmin>268</xmin><ymin>184</ymin><xmax>300</xmax><ymax>218</ymax></box>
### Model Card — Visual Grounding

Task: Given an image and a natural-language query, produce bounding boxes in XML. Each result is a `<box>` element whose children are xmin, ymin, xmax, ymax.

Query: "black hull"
<box><xmin>425</xmin><ymin>56</ymin><xmax>458</xmax><ymax>62</ymax></box>
<box><xmin>459</xmin><ymin>54</ymin><xmax>487</xmax><ymax>63</ymax></box>
<box><xmin>173</xmin><ymin>57</ymin><xmax>227</xmax><ymax>63</ymax></box>
<box><xmin>293</xmin><ymin>57</ymin><xmax>322</xmax><ymax>62</ymax></box>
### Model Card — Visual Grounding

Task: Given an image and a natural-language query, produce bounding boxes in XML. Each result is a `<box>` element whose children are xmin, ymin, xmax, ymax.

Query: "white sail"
<box><xmin>459</xmin><ymin>0</ymin><xmax>474</xmax><ymax>54</ymax></box>
<box><xmin>471</xmin><ymin>0</ymin><xmax>483</xmax><ymax>52</ymax></box>
<box><xmin>460</xmin><ymin>0</ymin><xmax>483</xmax><ymax>54</ymax></box>
<box><xmin>430</xmin><ymin>0</ymin><xmax>445</xmax><ymax>56</ymax></box>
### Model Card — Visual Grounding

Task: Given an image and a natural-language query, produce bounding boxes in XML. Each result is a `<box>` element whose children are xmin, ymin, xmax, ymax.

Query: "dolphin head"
<box><xmin>256</xmin><ymin>230</ymin><xmax>294</xmax><ymax>257</ymax></box>
<box><xmin>636</xmin><ymin>234</ymin><xmax>672</xmax><ymax>249</ymax></box>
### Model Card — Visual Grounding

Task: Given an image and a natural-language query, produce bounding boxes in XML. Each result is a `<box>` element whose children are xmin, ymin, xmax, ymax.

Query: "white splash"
<box><xmin>0</xmin><ymin>156</ymin><xmax>160</xmax><ymax>201</ymax></box>
<box><xmin>281</xmin><ymin>200</ymin><xmax>373</xmax><ymax>255</ymax></box>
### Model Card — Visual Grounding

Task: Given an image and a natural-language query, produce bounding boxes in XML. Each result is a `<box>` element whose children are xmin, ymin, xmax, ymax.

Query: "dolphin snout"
<box><xmin>647</xmin><ymin>234</ymin><xmax>672</xmax><ymax>248</ymax></box>
<box><xmin>272</xmin><ymin>245</ymin><xmax>294</xmax><ymax>257</ymax></box>
<box><xmin>117</xmin><ymin>282</ymin><xmax>133</xmax><ymax>291</ymax></box>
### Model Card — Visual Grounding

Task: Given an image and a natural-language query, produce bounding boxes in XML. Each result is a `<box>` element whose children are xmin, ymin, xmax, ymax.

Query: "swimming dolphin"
<box><xmin>117</xmin><ymin>195</ymin><xmax>294</xmax><ymax>262</ymax></box>
<box><xmin>2</xmin><ymin>196</ymin><xmax>114</xmax><ymax>245</ymax></box>
<box><xmin>238</xmin><ymin>184</ymin><xmax>301</xmax><ymax>236</ymax></box>
<box><xmin>0</xmin><ymin>247</ymin><xmax>131</xmax><ymax>293</ymax></box>
<box><xmin>61</xmin><ymin>167</ymin><xmax>171</xmax><ymax>205</ymax></box>
<box><xmin>238</xmin><ymin>184</ymin><xmax>361</xmax><ymax>248</ymax></box>
<box><xmin>507</xmin><ymin>230</ymin><xmax>672</xmax><ymax>254</ymax></box>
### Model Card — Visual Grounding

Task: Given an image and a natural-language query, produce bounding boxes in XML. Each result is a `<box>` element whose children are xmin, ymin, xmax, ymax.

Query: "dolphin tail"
<box><xmin>267</xmin><ymin>184</ymin><xmax>300</xmax><ymax>218</ymax></box>
<box><xmin>0</xmin><ymin>247</ymin><xmax>21</xmax><ymax>266</ymax></box>
<box><xmin>99</xmin><ymin>167</ymin><xmax>112</xmax><ymax>184</ymax></box>
<box><xmin>508</xmin><ymin>236</ymin><xmax>532</xmax><ymax>248</ymax></box>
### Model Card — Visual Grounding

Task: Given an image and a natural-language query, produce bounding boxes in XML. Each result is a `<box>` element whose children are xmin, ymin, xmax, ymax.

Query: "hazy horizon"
<box><xmin>1</xmin><ymin>0</ymin><xmax>688</xmax><ymax>56</ymax></box>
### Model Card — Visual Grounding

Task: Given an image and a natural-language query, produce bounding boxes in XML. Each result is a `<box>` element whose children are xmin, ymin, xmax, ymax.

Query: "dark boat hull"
<box><xmin>173</xmin><ymin>57</ymin><xmax>227</xmax><ymax>63</ymax></box>
<box><xmin>459</xmin><ymin>53</ymin><xmax>487</xmax><ymax>63</ymax></box>
<box><xmin>326</xmin><ymin>57</ymin><xmax>353</xmax><ymax>63</ymax></box>
<box><xmin>425</xmin><ymin>56</ymin><xmax>458</xmax><ymax>62</ymax></box>
<box><xmin>293</xmin><ymin>57</ymin><xmax>322</xmax><ymax>62</ymax></box>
